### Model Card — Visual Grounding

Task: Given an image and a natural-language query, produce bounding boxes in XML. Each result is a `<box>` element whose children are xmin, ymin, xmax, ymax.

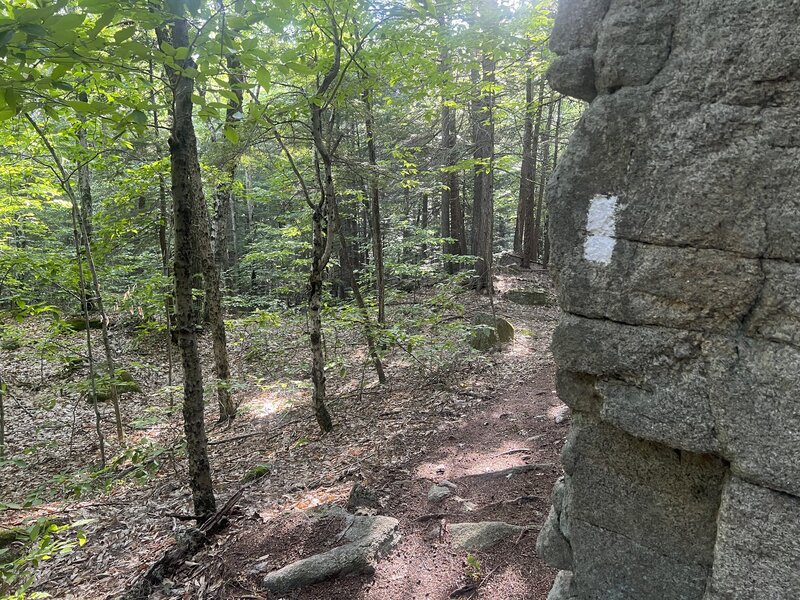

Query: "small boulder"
<box><xmin>262</xmin><ymin>514</ymin><xmax>399</xmax><ymax>595</ymax></box>
<box><xmin>428</xmin><ymin>480</ymin><xmax>457</xmax><ymax>503</ymax></box>
<box><xmin>86</xmin><ymin>367</ymin><xmax>142</xmax><ymax>402</ymax></box>
<box><xmin>469</xmin><ymin>314</ymin><xmax>514</xmax><ymax>350</ymax></box>
<box><xmin>495</xmin><ymin>317</ymin><xmax>514</xmax><ymax>343</ymax></box>
<box><xmin>242</xmin><ymin>463</ymin><xmax>272</xmax><ymax>483</ymax></box>
<box><xmin>505</xmin><ymin>289</ymin><xmax>549</xmax><ymax>306</ymax></box>
<box><xmin>346</xmin><ymin>482</ymin><xmax>381</xmax><ymax>512</ymax></box>
<box><xmin>63</xmin><ymin>316</ymin><xmax>104</xmax><ymax>331</ymax></box>
<box><xmin>449</xmin><ymin>521</ymin><xmax>530</xmax><ymax>550</ymax></box>
<box><xmin>469</xmin><ymin>314</ymin><xmax>498</xmax><ymax>351</ymax></box>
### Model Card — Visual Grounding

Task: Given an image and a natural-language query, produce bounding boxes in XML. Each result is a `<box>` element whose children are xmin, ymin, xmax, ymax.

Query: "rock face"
<box><xmin>539</xmin><ymin>1</ymin><xmax>800</xmax><ymax>599</ymax></box>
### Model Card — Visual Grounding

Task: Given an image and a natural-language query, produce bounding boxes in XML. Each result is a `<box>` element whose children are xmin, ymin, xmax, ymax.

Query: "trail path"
<box><xmin>2</xmin><ymin>269</ymin><xmax>566</xmax><ymax>599</ymax></box>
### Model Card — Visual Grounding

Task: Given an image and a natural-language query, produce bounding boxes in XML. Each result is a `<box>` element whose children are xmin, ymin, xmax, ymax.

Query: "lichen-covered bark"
<box><xmin>167</xmin><ymin>18</ymin><xmax>216</xmax><ymax>520</ymax></box>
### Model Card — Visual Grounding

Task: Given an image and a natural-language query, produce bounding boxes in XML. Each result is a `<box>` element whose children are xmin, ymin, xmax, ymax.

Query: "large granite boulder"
<box><xmin>537</xmin><ymin>0</ymin><xmax>800</xmax><ymax>598</ymax></box>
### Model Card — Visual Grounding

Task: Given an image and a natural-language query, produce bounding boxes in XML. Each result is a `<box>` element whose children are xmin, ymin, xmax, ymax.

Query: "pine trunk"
<box><xmin>532</xmin><ymin>97</ymin><xmax>555</xmax><ymax>264</ymax></box>
<box><xmin>514</xmin><ymin>74</ymin><xmax>534</xmax><ymax>255</ymax></box>
<box><xmin>521</xmin><ymin>79</ymin><xmax>546</xmax><ymax>268</ymax></box>
<box><xmin>472</xmin><ymin>54</ymin><xmax>495</xmax><ymax>293</ymax></box>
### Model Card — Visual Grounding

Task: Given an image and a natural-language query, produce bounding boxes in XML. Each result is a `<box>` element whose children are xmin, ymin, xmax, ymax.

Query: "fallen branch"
<box><xmin>207</xmin><ymin>418</ymin><xmax>302</xmax><ymax>446</ymax></box>
<box><xmin>493</xmin><ymin>448</ymin><xmax>532</xmax><ymax>456</ymax></box>
<box><xmin>122</xmin><ymin>480</ymin><xmax>254</xmax><ymax>599</ymax></box>
<box><xmin>459</xmin><ymin>463</ymin><xmax>555</xmax><ymax>481</ymax></box>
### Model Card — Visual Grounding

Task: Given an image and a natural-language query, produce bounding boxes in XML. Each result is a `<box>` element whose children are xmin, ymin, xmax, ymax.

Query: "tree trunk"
<box><xmin>514</xmin><ymin>74</ymin><xmax>534</xmax><ymax>255</ymax></box>
<box><xmin>440</xmin><ymin>107</ymin><xmax>452</xmax><ymax>270</ymax></box>
<box><xmin>309</xmin><ymin>107</ymin><xmax>336</xmax><ymax>433</ymax></box>
<box><xmin>76</xmin><ymin>92</ymin><xmax>93</xmax><ymax>246</ymax></box>
<box><xmin>166</xmin><ymin>18</ymin><xmax>216</xmax><ymax>521</ymax></box>
<box><xmin>420</xmin><ymin>192</ymin><xmax>429</xmax><ymax>259</ymax></box>
<box><xmin>309</xmin><ymin>195</ymin><xmax>333</xmax><ymax>432</ymax></box>
<box><xmin>23</xmin><ymin>112</ymin><xmax>119</xmax><ymax>458</ymax></box>
<box><xmin>532</xmin><ymin>96</ymin><xmax>555</xmax><ymax>264</ymax></box>
<box><xmin>543</xmin><ymin>98</ymin><xmax>562</xmax><ymax>268</ymax></box>
<box><xmin>362</xmin><ymin>88</ymin><xmax>385</xmax><ymax>325</ymax></box>
<box><xmin>70</xmin><ymin>107</ymin><xmax>122</xmax><ymax>444</ymax></box>
<box><xmin>521</xmin><ymin>79</ymin><xmax>546</xmax><ymax>269</ymax></box>
<box><xmin>471</xmin><ymin>53</ymin><xmax>495</xmax><ymax>293</ymax></box>
<box><xmin>69</xmin><ymin>199</ymin><xmax>106</xmax><ymax>467</ymax></box>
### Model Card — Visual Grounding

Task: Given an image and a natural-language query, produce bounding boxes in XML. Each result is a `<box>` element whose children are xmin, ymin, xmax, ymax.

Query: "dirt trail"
<box><xmin>183</xmin><ymin>269</ymin><xmax>566</xmax><ymax>600</ymax></box>
<box><xmin>4</xmin><ymin>269</ymin><xmax>566</xmax><ymax>599</ymax></box>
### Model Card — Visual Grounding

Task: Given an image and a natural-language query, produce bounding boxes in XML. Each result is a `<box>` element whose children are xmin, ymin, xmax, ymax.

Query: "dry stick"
<box><xmin>206</xmin><ymin>417</ymin><xmax>303</xmax><ymax>447</ymax></box>
<box><xmin>123</xmin><ymin>476</ymin><xmax>258</xmax><ymax>599</ymax></box>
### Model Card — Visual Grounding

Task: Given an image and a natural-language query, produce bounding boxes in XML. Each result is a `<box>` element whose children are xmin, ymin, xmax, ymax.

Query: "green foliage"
<box><xmin>464</xmin><ymin>552</ymin><xmax>482</xmax><ymax>583</ymax></box>
<box><xmin>0</xmin><ymin>517</ymin><xmax>90</xmax><ymax>599</ymax></box>
<box><xmin>241</xmin><ymin>463</ymin><xmax>271</xmax><ymax>483</ymax></box>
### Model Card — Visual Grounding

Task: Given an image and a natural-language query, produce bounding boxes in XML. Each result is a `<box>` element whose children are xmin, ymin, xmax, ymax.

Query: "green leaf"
<box><xmin>130</xmin><ymin>110</ymin><xmax>147</xmax><ymax>125</ymax></box>
<box><xmin>255</xmin><ymin>66</ymin><xmax>270</xmax><ymax>93</ymax></box>
<box><xmin>223</xmin><ymin>125</ymin><xmax>238</xmax><ymax>144</ymax></box>
<box><xmin>90</xmin><ymin>8</ymin><xmax>117</xmax><ymax>38</ymax></box>
<box><xmin>56</xmin><ymin>13</ymin><xmax>86</xmax><ymax>30</ymax></box>
<box><xmin>114</xmin><ymin>26</ymin><xmax>136</xmax><ymax>43</ymax></box>
<box><xmin>0</xmin><ymin>29</ymin><xmax>13</xmax><ymax>50</ymax></box>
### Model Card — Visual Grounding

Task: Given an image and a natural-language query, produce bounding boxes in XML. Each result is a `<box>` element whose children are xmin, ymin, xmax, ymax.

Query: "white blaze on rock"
<box><xmin>584</xmin><ymin>194</ymin><xmax>618</xmax><ymax>265</ymax></box>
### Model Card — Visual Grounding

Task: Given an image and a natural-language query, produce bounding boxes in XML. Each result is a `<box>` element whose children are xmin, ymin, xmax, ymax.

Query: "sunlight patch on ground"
<box><xmin>257</xmin><ymin>483</ymin><xmax>350</xmax><ymax>521</ymax></box>
<box><xmin>414</xmin><ymin>444</ymin><xmax>534</xmax><ymax>480</ymax></box>
<box><xmin>241</xmin><ymin>380</ymin><xmax>310</xmax><ymax>418</ymax></box>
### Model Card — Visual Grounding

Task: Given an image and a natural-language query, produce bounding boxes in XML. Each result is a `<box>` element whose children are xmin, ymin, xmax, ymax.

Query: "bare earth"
<box><xmin>0</xmin><ymin>269</ymin><xmax>565</xmax><ymax>599</ymax></box>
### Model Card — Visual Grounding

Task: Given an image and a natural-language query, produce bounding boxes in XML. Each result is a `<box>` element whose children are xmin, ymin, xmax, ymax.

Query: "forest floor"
<box><xmin>0</xmin><ymin>268</ymin><xmax>566</xmax><ymax>600</ymax></box>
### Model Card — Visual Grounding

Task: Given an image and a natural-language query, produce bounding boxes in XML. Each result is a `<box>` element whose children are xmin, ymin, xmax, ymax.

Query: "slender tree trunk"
<box><xmin>420</xmin><ymin>193</ymin><xmax>429</xmax><ymax>259</ymax></box>
<box><xmin>165</xmin><ymin>18</ymin><xmax>216</xmax><ymax>520</ymax></box>
<box><xmin>440</xmin><ymin>108</ymin><xmax>452</xmax><ymax>270</ymax></box>
<box><xmin>0</xmin><ymin>374</ymin><xmax>5</xmax><ymax>457</ymax></box>
<box><xmin>362</xmin><ymin>88</ymin><xmax>385</xmax><ymax>325</ymax></box>
<box><xmin>213</xmin><ymin>49</ymin><xmax>243</xmax><ymax>290</ymax></box>
<box><xmin>309</xmin><ymin>107</ymin><xmax>337</xmax><ymax>433</ymax></box>
<box><xmin>72</xmin><ymin>113</ymin><xmax>123</xmax><ymax>443</ymax></box>
<box><xmin>532</xmin><ymin>97</ymin><xmax>555</xmax><ymax>263</ymax></box>
<box><xmin>24</xmin><ymin>112</ymin><xmax>118</xmax><ymax>456</ymax></box>
<box><xmin>70</xmin><ymin>202</ymin><xmax>106</xmax><ymax>466</ymax></box>
<box><xmin>332</xmin><ymin>201</ymin><xmax>386</xmax><ymax>384</ymax></box>
<box><xmin>515</xmin><ymin>74</ymin><xmax>534</xmax><ymax>255</ymax></box>
<box><xmin>521</xmin><ymin>79</ymin><xmax>545</xmax><ymax>268</ymax></box>
<box><xmin>543</xmin><ymin>98</ymin><xmax>562</xmax><ymax>268</ymax></box>
<box><xmin>471</xmin><ymin>53</ymin><xmax>496</xmax><ymax>293</ymax></box>
<box><xmin>76</xmin><ymin>92</ymin><xmax>93</xmax><ymax>246</ymax></box>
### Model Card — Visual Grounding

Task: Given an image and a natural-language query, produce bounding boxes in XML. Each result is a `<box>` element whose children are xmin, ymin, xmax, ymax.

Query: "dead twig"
<box><xmin>493</xmin><ymin>448</ymin><xmax>532</xmax><ymax>456</ymax></box>
<box><xmin>122</xmin><ymin>477</ymin><xmax>259</xmax><ymax>599</ymax></box>
<box><xmin>207</xmin><ymin>418</ymin><xmax>302</xmax><ymax>446</ymax></box>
